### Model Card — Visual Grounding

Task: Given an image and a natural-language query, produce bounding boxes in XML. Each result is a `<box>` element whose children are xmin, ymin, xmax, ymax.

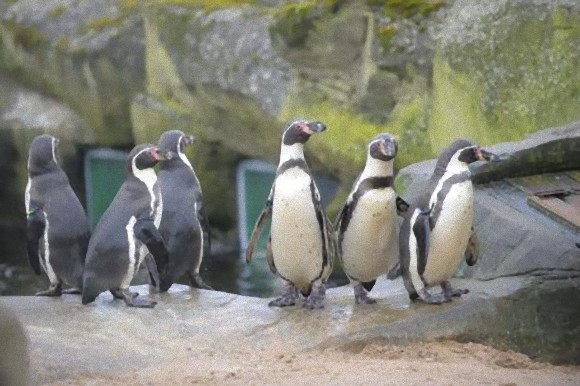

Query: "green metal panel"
<box><xmin>84</xmin><ymin>149</ymin><xmax>128</xmax><ymax>230</ymax></box>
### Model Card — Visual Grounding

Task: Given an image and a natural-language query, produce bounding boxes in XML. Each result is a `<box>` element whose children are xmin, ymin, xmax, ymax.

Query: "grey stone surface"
<box><xmin>1</xmin><ymin>274</ymin><xmax>578</xmax><ymax>385</ymax></box>
<box><xmin>0</xmin><ymin>304</ymin><xmax>29</xmax><ymax>386</ymax></box>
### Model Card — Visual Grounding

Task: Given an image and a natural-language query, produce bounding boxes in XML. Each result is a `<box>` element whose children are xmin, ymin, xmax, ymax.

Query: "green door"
<box><xmin>84</xmin><ymin>149</ymin><xmax>128</xmax><ymax>230</ymax></box>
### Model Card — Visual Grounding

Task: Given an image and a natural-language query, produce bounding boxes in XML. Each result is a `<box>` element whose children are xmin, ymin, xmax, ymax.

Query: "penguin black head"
<box><xmin>457</xmin><ymin>146</ymin><xmax>501</xmax><ymax>164</ymax></box>
<box><xmin>368</xmin><ymin>133</ymin><xmax>398</xmax><ymax>161</ymax></box>
<box><xmin>282</xmin><ymin>120</ymin><xmax>326</xmax><ymax>146</ymax></box>
<box><xmin>126</xmin><ymin>144</ymin><xmax>174</xmax><ymax>175</ymax></box>
<box><xmin>158</xmin><ymin>129</ymin><xmax>195</xmax><ymax>156</ymax></box>
<box><xmin>28</xmin><ymin>134</ymin><xmax>60</xmax><ymax>175</ymax></box>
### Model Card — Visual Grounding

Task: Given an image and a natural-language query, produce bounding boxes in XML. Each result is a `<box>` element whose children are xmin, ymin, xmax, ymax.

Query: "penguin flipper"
<box><xmin>25</xmin><ymin>207</ymin><xmax>44</xmax><ymax>276</ymax></box>
<box><xmin>246</xmin><ymin>187</ymin><xmax>274</xmax><ymax>264</ymax></box>
<box><xmin>197</xmin><ymin>200</ymin><xmax>211</xmax><ymax>261</ymax></box>
<box><xmin>266</xmin><ymin>237</ymin><xmax>276</xmax><ymax>274</ymax></box>
<box><xmin>324</xmin><ymin>215</ymin><xmax>336</xmax><ymax>273</ymax></box>
<box><xmin>413</xmin><ymin>211</ymin><xmax>431</xmax><ymax>276</ymax></box>
<box><xmin>465</xmin><ymin>226</ymin><xmax>479</xmax><ymax>266</ymax></box>
<box><xmin>386</xmin><ymin>262</ymin><xmax>402</xmax><ymax>280</ymax></box>
<box><xmin>134</xmin><ymin>219</ymin><xmax>169</xmax><ymax>277</ymax></box>
<box><xmin>144</xmin><ymin>254</ymin><xmax>160</xmax><ymax>289</ymax></box>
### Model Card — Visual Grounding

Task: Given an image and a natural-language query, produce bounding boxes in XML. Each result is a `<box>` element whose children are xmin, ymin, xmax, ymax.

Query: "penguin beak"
<box><xmin>150</xmin><ymin>147</ymin><xmax>175</xmax><ymax>161</ymax></box>
<box><xmin>304</xmin><ymin>121</ymin><xmax>326</xmax><ymax>135</ymax></box>
<box><xmin>381</xmin><ymin>140</ymin><xmax>397</xmax><ymax>158</ymax></box>
<box><xmin>182</xmin><ymin>134</ymin><xmax>196</xmax><ymax>147</ymax></box>
<box><xmin>476</xmin><ymin>148</ymin><xmax>501</xmax><ymax>163</ymax></box>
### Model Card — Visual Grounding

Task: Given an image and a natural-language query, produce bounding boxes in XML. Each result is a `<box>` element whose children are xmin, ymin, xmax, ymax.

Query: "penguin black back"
<box><xmin>26</xmin><ymin>135</ymin><xmax>89</xmax><ymax>296</ymax></box>
<box><xmin>156</xmin><ymin>130</ymin><xmax>212</xmax><ymax>291</ymax></box>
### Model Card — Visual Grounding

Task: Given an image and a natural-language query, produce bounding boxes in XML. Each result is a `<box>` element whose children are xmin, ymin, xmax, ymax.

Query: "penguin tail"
<box><xmin>81</xmin><ymin>292</ymin><xmax>97</xmax><ymax>305</ymax></box>
<box><xmin>159</xmin><ymin>279</ymin><xmax>172</xmax><ymax>293</ymax></box>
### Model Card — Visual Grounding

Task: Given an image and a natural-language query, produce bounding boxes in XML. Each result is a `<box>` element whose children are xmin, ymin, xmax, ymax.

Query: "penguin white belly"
<box><xmin>341</xmin><ymin>189</ymin><xmax>398</xmax><ymax>283</ymax></box>
<box><xmin>271</xmin><ymin>168</ymin><xmax>323</xmax><ymax>291</ymax></box>
<box><xmin>423</xmin><ymin>182</ymin><xmax>473</xmax><ymax>286</ymax></box>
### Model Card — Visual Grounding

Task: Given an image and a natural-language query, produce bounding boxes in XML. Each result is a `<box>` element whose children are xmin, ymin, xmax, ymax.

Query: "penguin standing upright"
<box><xmin>246</xmin><ymin>120</ymin><xmax>334</xmax><ymax>309</ymax></box>
<box><xmin>399</xmin><ymin>139</ymin><xmax>499</xmax><ymax>304</ymax></box>
<box><xmin>25</xmin><ymin>135</ymin><xmax>89</xmax><ymax>296</ymax></box>
<box><xmin>156</xmin><ymin>130</ymin><xmax>212</xmax><ymax>292</ymax></box>
<box><xmin>82</xmin><ymin>144</ymin><xmax>173</xmax><ymax>308</ymax></box>
<box><xmin>335</xmin><ymin>134</ymin><xmax>407</xmax><ymax>304</ymax></box>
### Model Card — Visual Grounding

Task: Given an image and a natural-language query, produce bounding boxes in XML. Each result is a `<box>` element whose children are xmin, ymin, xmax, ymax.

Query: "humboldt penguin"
<box><xmin>399</xmin><ymin>139</ymin><xmax>499</xmax><ymax>304</ymax></box>
<box><xmin>25</xmin><ymin>134</ymin><xmax>89</xmax><ymax>296</ymax></box>
<box><xmin>156</xmin><ymin>130</ymin><xmax>212</xmax><ymax>292</ymax></box>
<box><xmin>246</xmin><ymin>120</ymin><xmax>334</xmax><ymax>309</ymax></box>
<box><xmin>335</xmin><ymin>134</ymin><xmax>408</xmax><ymax>304</ymax></box>
<box><xmin>82</xmin><ymin>144</ymin><xmax>173</xmax><ymax>308</ymax></box>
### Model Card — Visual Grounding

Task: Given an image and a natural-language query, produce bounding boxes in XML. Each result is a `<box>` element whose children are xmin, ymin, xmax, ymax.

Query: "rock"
<box><xmin>0</xmin><ymin>304</ymin><xmax>29</xmax><ymax>386</ymax></box>
<box><xmin>1</xmin><ymin>275</ymin><xmax>578</xmax><ymax>385</ymax></box>
<box><xmin>429</xmin><ymin>0</ymin><xmax>580</xmax><ymax>152</ymax></box>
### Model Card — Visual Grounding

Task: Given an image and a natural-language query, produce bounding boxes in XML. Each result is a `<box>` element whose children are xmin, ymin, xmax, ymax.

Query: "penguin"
<box><xmin>156</xmin><ymin>130</ymin><xmax>212</xmax><ymax>292</ymax></box>
<box><xmin>246</xmin><ymin>120</ymin><xmax>334</xmax><ymax>309</ymax></box>
<box><xmin>82</xmin><ymin>144</ymin><xmax>174</xmax><ymax>308</ymax></box>
<box><xmin>335</xmin><ymin>133</ymin><xmax>409</xmax><ymax>304</ymax></box>
<box><xmin>25</xmin><ymin>134</ymin><xmax>89</xmax><ymax>296</ymax></box>
<box><xmin>399</xmin><ymin>139</ymin><xmax>499</xmax><ymax>304</ymax></box>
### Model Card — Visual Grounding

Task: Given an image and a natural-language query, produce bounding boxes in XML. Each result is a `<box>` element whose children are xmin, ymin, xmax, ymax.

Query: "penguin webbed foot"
<box><xmin>119</xmin><ymin>288</ymin><xmax>157</xmax><ymax>308</ymax></box>
<box><xmin>61</xmin><ymin>287</ymin><xmax>81</xmax><ymax>295</ymax></box>
<box><xmin>417</xmin><ymin>288</ymin><xmax>450</xmax><ymax>305</ymax></box>
<box><xmin>268</xmin><ymin>283</ymin><xmax>298</xmax><ymax>307</ymax></box>
<box><xmin>303</xmin><ymin>285</ymin><xmax>326</xmax><ymax>310</ymax></box>
<box><xmin>187</xmin><ymin>272</ymin><xmax>213</xmax><ymax>290</ymax></box>
<box><xmin>110</xmin><ymin>288</ymin><xmax>138</xmax><ymax>300</ymax></box>
<box><xmin>353</xmin><ymin>283</ymin><xmax>377</xmax><ymax>305</ymax></box>
<box><xmin>35</xmin><ymin>282</ymin><xmax>62</xmax><ymax>297</ymax></box>
<box><xmin>441</xmin><ymin>281</ymin><xmax>469</xmax><ymax>300</ymax></box>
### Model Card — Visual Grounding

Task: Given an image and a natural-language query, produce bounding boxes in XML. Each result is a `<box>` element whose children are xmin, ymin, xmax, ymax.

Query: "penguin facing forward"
<box><xmin>156</xmin><ymin>130</ymin><xmax>212</xmax><ymax>292</ymax></box>
<box><xmin>25</xmin><ymin>135</ymin><xmax>89</xmax><ymax>296</ymax></box>
<box><xmin>246</xmin><ymin>120</ymin><xmax>334</xmax><ymax>309</ymax></box>
<box><xmin>399</xmin><ymin>139</ymin><xmax>499</xmax><ymax>304</ymax></box>
<box><xmin>335</xmin><ymin>134</ymin><xmax>408</xmax><ymax>304</ymax></box>
<box><xmin>82</xmin><ymin>144</ymin><xmax>173</xmax><ymax>308</ymax></box>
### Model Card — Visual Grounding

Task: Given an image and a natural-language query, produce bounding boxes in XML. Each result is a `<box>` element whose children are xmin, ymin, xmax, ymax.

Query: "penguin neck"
<box><xmin>178</xmin><ymin>149</ymin><xmax>194</xmax><ymax>171</ymax></box>
<box><xmin>278</xmin><ymin>143</ymin><xmax>305</xmax><ymax>165</ymax></box>
<box><xmin>28</xmin><ymin>160</ymin><xmax>59</xmax><ymax>177</ymax></box>
<box><xmin>444</xmin><ymin>153</ymin><xmax>470</xmax><ymax>175</ymax></box>
<box><xmin>360</xmin><ymin>156</ymin><xmax>393</xmax><ymax>180</ymax></box>
<box><xmin>132</xmin><ymin>166</ymin><xmax>161</xmax><ymax>220</ymax></box>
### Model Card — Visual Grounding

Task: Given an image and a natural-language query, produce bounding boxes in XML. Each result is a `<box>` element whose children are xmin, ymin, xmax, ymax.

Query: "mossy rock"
<box><xmin>429</xmin><ymin>0</ymin><xmax>580</xmax><ymax>152</ymax></box>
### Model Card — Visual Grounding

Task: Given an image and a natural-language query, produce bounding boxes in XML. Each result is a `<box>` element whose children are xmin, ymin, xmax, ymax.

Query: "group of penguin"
<box><xmin>25</xmin><ymin>119</ymin><xmax>499</xmax><ymax>310</ymax></box>
<box><xmin>245</xmin><ymin>120</ymin><xmax>499</xmax><ymax>309</ymax></box>
<box><xmin>26</xmin><ymin>131</ymin><xmax>209</xmax><ymax>308</ymax></box>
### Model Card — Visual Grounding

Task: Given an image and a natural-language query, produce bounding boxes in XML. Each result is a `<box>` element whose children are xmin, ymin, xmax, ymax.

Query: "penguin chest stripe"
<box><xmin>38</xmin><ymin>211</ymin><xmax>58</xmax><ymax>284</ymax></box>
<box><xmin>123</xmin><ymin>216</ymin><xmax>139</xmax><ymax>288</ymax></box>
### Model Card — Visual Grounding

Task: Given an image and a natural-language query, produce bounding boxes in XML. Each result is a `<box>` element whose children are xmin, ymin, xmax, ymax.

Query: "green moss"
<box><xmin>8</xmin><ymin>22</ymin><xmax>47</xmax><ymax>49</ymax></box>
<box><xmin>433</xmin><ymin>5</ymin><xmax>580</xmax><ymax>152</ymax></box>
<box><xmin>85</xmin><ymin>15</ymin><xmax>125</xmax><ymax>31</ymax></box>
<box><xmin>377</xmin><ymin>24</ymin><xmax>397</xmax><ymax>49</ymax></box>
<box><xmin>55</xmin><ymin>36</ymin><xmax>69</xmax><ymax>51</ymax></box>
<box><xmin>136</xmin><ymin>0</ymin><xmax>256</xmax><ymax>11</ymax></box>
<box><xmin>270</xmin><ymin>2</ymin><xmax>318</xmax><ymax>48</ymax></box>
<box><xmin>393</xmin><ymin>171</ymin><xmax>413</xmax><ymax>197</ymax></box>
<box><xmin>49</xmin><ymin>5</ymin><xmax>66</xmax><ymax>18</ymax></box>
<box><xmin>428</xmin><ymin>54</ymin><xmax>489</xmax><ymax>152</ymax></box>
<box><xmin>371</xmin><ymin>0</ymin><xmax>446</xmax><ymax>19</ymax></box>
